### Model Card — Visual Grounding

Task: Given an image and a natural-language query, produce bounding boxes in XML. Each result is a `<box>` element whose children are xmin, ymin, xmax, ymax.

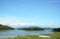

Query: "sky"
<box><xmin>0</xmin><ymin>0</ymin><xmax>60</xmax><ymax>28</ymax></box>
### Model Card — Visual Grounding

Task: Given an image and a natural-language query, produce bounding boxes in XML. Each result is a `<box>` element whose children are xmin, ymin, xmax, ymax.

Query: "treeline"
<box><xmin>17</xmin><ymin>27</ymin><xmax>44</xmax><ymax>30</ymax></box>
<box><xmin>0</xmin><ymin>24</ymin><xmax>14</xmax><ymax>30</ymax></box>
<box><xmin>53</xmin><ymin>28</ymin><xmax>60</xmax><ymax>32</ymax></box>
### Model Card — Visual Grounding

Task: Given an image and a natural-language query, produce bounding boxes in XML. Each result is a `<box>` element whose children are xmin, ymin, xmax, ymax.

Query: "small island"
<box><xmin>17</xmin><ymin>26</ymin><xmax>44</xmax><ymax>31</ymax></box>
<box><xmin>0</xmin><ymin>24</ymin><xmax>14</xmax><ymax>30</ymax></box>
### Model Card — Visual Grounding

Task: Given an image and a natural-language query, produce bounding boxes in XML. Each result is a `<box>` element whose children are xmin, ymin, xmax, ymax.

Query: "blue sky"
<box><xmin>0</xmin><ymin>0</ymin><xmax>60</xmax><ymax>28</ymax></box>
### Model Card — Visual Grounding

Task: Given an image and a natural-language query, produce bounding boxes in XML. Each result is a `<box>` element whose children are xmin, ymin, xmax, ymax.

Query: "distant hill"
<box><xmin>0</xmin><ymin>24</ymin><xmax>14</xmax><ymax>30</ymax></box>
<box><xmin>17</xmin><ymin>26</ymin><xmax>44</xmax><ymax>30</ymax></box>
<box><xmin>42</xmin><ymin>27</ymin><xmax>53</xmax><ymax>30</ymax></box>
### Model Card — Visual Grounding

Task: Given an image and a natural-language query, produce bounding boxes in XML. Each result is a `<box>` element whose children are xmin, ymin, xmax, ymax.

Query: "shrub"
<box><xmin>53</xmin><ymin>28</ymin><xmax>60</xmax><ymax>32</ymax></box>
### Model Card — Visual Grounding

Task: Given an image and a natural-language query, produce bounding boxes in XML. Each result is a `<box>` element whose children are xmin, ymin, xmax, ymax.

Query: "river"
<box><xmin>0</xmin><ymin>30</ymin><xmax>53</xmax><ymax>38</ymax></box>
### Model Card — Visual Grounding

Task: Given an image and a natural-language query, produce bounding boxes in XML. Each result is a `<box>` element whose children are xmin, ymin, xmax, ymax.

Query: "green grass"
<box><xmin>2</xmin><ymin>32</ymin><xmax>60</xmax><ymax>39</ymax></box>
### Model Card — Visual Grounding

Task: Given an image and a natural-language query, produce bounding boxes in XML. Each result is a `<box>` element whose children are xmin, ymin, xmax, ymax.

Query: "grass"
<box><xmin>2</xmin><ymin>32</ymin><xmax>60</xmax><ymax>39</ymax></box>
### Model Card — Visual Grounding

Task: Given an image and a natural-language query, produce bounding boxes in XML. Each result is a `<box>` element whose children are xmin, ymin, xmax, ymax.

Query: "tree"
<box><xmin>0</xmin><ymin>24</ymin><xmax>14</xmax><ymax>30</ymax></box>
<box><xmin>53</xmin><ymin>28</ymin><xmax>60</xmax><ymax>32</ymax></box>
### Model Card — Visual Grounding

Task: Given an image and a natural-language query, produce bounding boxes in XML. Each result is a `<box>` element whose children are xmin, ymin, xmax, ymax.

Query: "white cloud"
<box><xmin>0</xmin><ymin>16</ymin><xmax>60</xmax><ymax>28</ymax></box>
<box><xmin>0</xmin><ymin>16</ymin><xmax>35</xmax><ymax>26</ymax></box>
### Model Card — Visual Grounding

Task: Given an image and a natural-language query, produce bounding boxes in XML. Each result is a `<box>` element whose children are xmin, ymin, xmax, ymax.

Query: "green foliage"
<box><xmin>0</xmin><ymin>24</ymin><xmax>14</xmax><ymax>30</ymax></box>
<box><xmin>53</xmin><ymin>28</ymin><xmax>60</xmax><ymax>32</ymax></box>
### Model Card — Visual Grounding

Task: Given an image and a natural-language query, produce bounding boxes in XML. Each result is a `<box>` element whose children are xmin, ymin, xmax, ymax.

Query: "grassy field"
<box><xmin>2</xmin><ymin>32</ymin><xmax>60</xmax><ymax>39</ymax></box>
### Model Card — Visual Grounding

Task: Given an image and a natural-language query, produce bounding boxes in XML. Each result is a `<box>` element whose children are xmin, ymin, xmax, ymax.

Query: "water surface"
<box><xmin>0</xmin><ymin>30</ymin><xmax>53</xmax><ymax>38</ymax></box>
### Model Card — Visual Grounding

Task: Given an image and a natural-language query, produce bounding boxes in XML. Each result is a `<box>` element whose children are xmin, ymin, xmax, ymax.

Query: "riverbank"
<box><xmin>2</xmin><ymin>32</ymin><xmax>60</xmax><ymax>39</ymax></box>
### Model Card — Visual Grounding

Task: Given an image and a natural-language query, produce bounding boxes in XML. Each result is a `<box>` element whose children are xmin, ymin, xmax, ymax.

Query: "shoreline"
<box><xmin>1</xmin><ymin>32</ymin><xmax>60</xmax><ymax>39</ymax></box>
<box><xmin>0</xmin><ymin>33</ymin><xmax>53</xmax><ymax>39</ymax></box>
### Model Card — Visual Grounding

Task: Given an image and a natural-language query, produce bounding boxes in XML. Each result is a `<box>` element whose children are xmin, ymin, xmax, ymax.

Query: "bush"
<box><xmin>53</xmin><ymin>28</ymin><xmax>60</xmax><ymax>32</ymax></box>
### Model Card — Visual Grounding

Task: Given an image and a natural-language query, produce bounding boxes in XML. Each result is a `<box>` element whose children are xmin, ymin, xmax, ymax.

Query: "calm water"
<box><xmin>0</xmin><ymin>30</ymin><xmax>53</xmax><ymax>38</ymax></box>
